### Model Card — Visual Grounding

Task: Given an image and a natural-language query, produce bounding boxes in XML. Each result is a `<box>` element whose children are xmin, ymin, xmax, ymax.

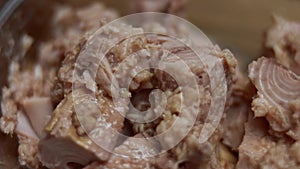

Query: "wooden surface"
<box><xmin>103</xmin><ymin>0</ymin><xmax>300</xmax><ymax>69</ymax></box>
<box><xmin>187</xmin><ymin>0</ymin><xmax>300</xmax><ymax>69</ymax></box>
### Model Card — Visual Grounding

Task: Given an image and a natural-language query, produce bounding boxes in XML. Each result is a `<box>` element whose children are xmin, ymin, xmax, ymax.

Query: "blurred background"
<box><xmin>1</xmin><ymin>0</ymin><xmax>300</xmax><ymax>168</ymax></box>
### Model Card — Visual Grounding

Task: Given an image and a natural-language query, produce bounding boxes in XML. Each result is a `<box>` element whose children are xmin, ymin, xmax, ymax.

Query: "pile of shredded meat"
<box><xmin>1</xmin><ymin>1</ymin><xmax>300</xmax><ymax>169</ymax></box>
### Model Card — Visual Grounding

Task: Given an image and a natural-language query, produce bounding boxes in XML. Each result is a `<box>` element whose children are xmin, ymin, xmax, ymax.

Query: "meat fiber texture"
<box><xmin>0</xmin><ymin>2</ymin><xmax>119</xmax><ymax>169</ymax></box>
<box><xmin>49</xmin><ymin>13</ymin><xmax>237</xmax><ymax>169</ymax></box>
<box><xmin>4</xmin><ymin>2</ymin><xmax>300</xmax><ymax>169</ymax></box>
<box><xmin>0</xmin><ymin>2</ymin><xmax>239</xmax><ymax>169</ymax></box>
<box><xmin>237</xmin><ymin>17</ymin><xmax>300</xmax><ymax>169</ymax></box>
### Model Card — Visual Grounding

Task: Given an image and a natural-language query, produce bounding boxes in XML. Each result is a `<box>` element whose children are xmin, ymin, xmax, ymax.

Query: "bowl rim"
<box><xmin>0</xmin><ymin>0</ymin><xmax>23</xmax><ymax>28</ymax></box>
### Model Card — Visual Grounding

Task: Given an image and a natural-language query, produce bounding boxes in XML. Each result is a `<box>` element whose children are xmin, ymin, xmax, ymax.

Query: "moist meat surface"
<box><xmin>265</xmin><ymin>16</ymin><xmax>300</xmax><ymax>75</ymax></box>
<box><xmin>1</xmin><ymin>1</ymin><xmax>300</xmax><ymax>169</ymax></box>
<box><xmin>238</xmin><ymin>17</ymin><xmax>300</xmax><ymax>169</ymax></box>
<box><xmin>1</xmin><ymin>2</ymin><xmax>119</xmax><ymax>168</ymax></box>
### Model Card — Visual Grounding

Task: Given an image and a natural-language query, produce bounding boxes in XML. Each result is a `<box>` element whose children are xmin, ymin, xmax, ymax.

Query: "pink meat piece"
<box><xmin>237</xmin><ymin>113</ymin><xmax>300</xmax><ymax>169</ymax></box>
<box><xmin>249</xmin><ymin>57</ymin><xmax>300</xmax><ymax>140</ymax></box>
<box><xmin>265</xmin><ymin>16</ymin><xmax>300</xmax><ymax>75</ymax></box>
<box><xmin>22</xmin><ymin>97</ymin><xmax>53</xmax><ymax>138</ymax></box>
